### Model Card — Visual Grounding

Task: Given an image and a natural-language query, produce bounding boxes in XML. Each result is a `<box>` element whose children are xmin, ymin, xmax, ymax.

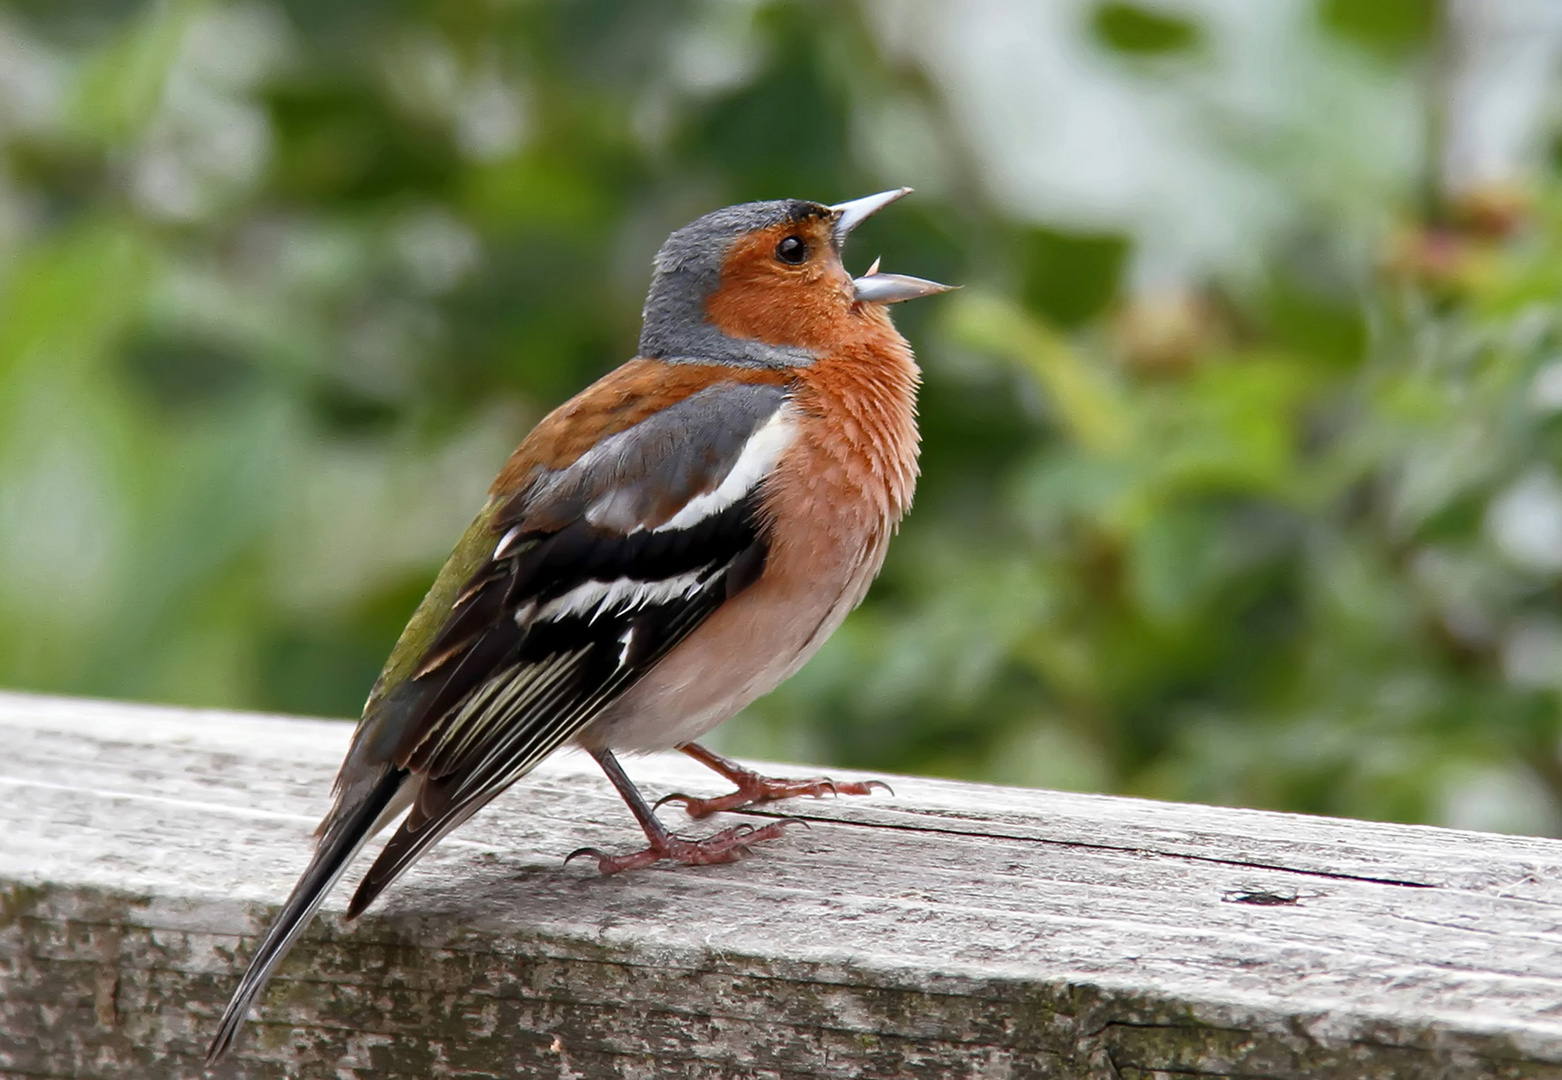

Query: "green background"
<box><xmin>4</xmin><ymin>0</ymin><xmax>1561</xmax><ymax>835</ymax></box>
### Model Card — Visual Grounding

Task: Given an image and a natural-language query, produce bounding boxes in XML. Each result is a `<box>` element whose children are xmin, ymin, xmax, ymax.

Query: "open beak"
<box><xmin>830</xmin><ymin>188</ymin><xmax>912</xmax><ymax>246</ymax></box>
<box><xmin>828</xmin><ymin>188</ymin><xmax>956</xmax><ymax>305</ymax></box>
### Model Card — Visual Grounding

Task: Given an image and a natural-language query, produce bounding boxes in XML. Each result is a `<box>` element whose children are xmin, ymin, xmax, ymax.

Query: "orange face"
<box><xmin>703</xmin><ymin>214</ymin><xmax>895</xmax><ymax>356</ymax></box>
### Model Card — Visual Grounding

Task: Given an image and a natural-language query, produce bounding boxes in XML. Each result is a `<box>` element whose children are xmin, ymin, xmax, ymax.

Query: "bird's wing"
<box><xmin>343</xmin><ymin>377</ymin><xmax>799</xmax><ymax>914</ymax></box>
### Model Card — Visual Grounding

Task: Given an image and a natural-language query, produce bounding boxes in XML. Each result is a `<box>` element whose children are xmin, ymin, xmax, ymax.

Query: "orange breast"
<box><xmin>762</xmin><ymin>315</ymin><xmax>921</xmax><ymax>573</ymax></box>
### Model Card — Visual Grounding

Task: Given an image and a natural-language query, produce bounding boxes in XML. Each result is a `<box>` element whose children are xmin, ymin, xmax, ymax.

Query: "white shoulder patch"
<box><xmin>656</xmin><ymin>405</ymin><xmax>799</xmax><ymax>533</ymax></box>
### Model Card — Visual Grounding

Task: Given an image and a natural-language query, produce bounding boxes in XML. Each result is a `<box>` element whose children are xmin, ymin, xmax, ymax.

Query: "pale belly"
<box><xmin>576</xmin><ymin>528</ymin><xmax>889</xmax><ymax>753</ymax></box>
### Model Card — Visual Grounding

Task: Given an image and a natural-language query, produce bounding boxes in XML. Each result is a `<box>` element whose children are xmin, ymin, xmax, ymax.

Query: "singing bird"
<box><xmin>207</xmin><ymin>188</ymin><xmax>950</xmax><ymax>1061</ymax></box>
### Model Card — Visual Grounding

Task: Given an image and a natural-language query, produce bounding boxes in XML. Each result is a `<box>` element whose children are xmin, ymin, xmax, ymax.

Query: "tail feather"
<box><xmin>345</xmin><ymin>790</ymin><xmax>491</xmax><ymax>919</ymax></box>
<box><xmin>205</xmin><ymin>768</ymin><xmax>408</xmax><ymax>1065</ymax></box>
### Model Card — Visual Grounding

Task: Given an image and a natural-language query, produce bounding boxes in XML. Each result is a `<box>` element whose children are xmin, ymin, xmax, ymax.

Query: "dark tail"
<box><xmin>205</xmin><ymin>768</ymin><xmax>407</xmax><ymax>1065</ymax></box>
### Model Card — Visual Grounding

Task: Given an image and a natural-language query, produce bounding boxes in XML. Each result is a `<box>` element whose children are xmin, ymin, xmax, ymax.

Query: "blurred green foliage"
<box><xmin>3</xmin><ymin>0</ymin><xmax>1562</xmax><ymax>835</ymax></box>
<box><xmin>1319</xmin><ymin>0</ymin><xmax>1439</xmax><ymax>61</ymax></box>
<box><xmin>1089</xmin><ymin>3</ymin><xmax>1202</xmax><ymax>57</ymax></box>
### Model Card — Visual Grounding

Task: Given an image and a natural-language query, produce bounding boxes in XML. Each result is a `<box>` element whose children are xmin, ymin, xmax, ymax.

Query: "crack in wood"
<box><xmin>732</xmin><ymin>805</ymin><xmax>1442</xmax><ymax>890</ymax></box>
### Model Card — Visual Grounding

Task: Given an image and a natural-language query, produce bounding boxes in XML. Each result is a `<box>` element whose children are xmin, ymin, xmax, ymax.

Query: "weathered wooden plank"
<box><xmin>1</xmin><ymin>691</ymin><xmax>1560</xmax><ymax>1079</ymax></box>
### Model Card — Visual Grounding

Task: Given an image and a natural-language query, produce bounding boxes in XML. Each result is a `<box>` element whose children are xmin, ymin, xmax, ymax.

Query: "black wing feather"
<box><xmin>345</xmin><ymin>488</ymin><xmax>765</xmax><ymax>917</ymax></box>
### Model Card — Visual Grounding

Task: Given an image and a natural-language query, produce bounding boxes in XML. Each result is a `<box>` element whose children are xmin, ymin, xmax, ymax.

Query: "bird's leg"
<box><xmin>566</xmin><ymin>748</ymin><xmax>797</xmax><ymax>875</ymax></box>
<box><xmin>655</xmin><ymin>742</ymin><xmax>892</xmax><ymax>820</ymax></box>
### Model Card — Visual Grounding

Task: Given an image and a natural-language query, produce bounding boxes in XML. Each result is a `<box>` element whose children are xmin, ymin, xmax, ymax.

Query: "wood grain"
<box><xmin>2</xmin><ymin>691</ymin><xmax>1560</xmax><ymax>1079</ymax></box>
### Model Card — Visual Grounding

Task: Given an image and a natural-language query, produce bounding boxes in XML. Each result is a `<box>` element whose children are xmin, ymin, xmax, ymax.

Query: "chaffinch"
<box><xmin>208</xmin><ymin>188</ymin><xmax>950</xmax><ymax>1062</ymax></box>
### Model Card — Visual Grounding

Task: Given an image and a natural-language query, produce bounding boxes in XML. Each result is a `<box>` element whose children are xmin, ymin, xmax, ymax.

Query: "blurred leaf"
<box><xmin>1263</xmin><ymin>270</ymin><xmax>1368</xmax><ymax>366</ymax></box>
<box><xmin>118</xmin><ymin>328</ymin><xmax>260</xmax><ymax>412</ymax></box>
<box><xmin>1019</xmin><ymin>225</ymin><xmax>1129</xmax><ymax>329</ymax></box>
<box><xmin>946</xmin><ymin>290</ymin><xmax>1132</xmax><ymax>454</ymax></box>
<box><xmin>1090</xmin><ymin>3</ymin><xmax>1203</xmax><ymax>56</ymax></box>
<box><xmin>1127</xmin><ymin>506</ymin><xmax>1222</xmax><ymax>625</ymax></box>
<box><xmin>1317</xmin><ymin>0</ymin><xmax>1438</xmax><ymax>63</ymax></box>
<box><xmin>1146</xmin><ymin>357</ymin><xmax>1311</xmax><ymax>496</ymax></box>
<box><xmin>688</xmin><ymin>9</ymin><xmax>848</xmax><ymax>195</ymax></box>
<box><xmin>0</xmin><ymin>223</ymin><xmax>149</xmax><ymax>387</ymax></box>
<box><xmin>266</xmin><ymin>77</ymin><xmax>460</xmax><ymax>203</ymax></box>
<box><xmin>67</xmin><ymin>0</ymin><xmax>190</xmax><ymax>141</ymax></box>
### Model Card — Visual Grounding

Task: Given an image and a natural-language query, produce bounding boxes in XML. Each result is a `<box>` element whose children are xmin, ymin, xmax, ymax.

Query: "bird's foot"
<box><xmin>655</xmin><ymin>774</ymin><xmax>893</xmax><ymax>820</ymax></box>
<box><xmin>565</xmin><ymin>819</ymin><xmax>800</xmax><ymax>875</ymax></box>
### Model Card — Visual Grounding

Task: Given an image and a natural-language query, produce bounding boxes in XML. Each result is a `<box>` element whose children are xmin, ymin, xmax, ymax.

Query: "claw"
<box><xmin>866</xmin><ymin>780</ymin><xmax>895</xmax><ymax>797</ymax></box>
<box><xmin>653</xmin><ymin>791</ymin><xmax>694</xmax><ymax>812</ymax></box>
<box><xmin>564</xmin><ymin>846</ymin><xmax>605</xmax><ymax>866</ymax></box>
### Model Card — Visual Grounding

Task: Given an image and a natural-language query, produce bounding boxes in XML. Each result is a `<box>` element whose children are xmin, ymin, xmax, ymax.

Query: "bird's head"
<box><xmin>639</xmin><ymin>188</ymin><xmax>951</xmax><ymax>368</ymax></box>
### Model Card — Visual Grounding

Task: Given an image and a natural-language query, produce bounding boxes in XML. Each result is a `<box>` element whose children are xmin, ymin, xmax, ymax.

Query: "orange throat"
<box><xmin>786</xmin><ymin>316</ymin><xmax>922</xmax><ymax>537</ymax></box>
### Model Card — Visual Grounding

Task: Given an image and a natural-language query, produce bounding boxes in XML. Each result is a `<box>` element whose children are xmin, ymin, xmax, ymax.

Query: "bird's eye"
<box><xmin>776</xmin><ymin>236</ymin><xmax>807</xmax><ymax>264</ymax></box>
